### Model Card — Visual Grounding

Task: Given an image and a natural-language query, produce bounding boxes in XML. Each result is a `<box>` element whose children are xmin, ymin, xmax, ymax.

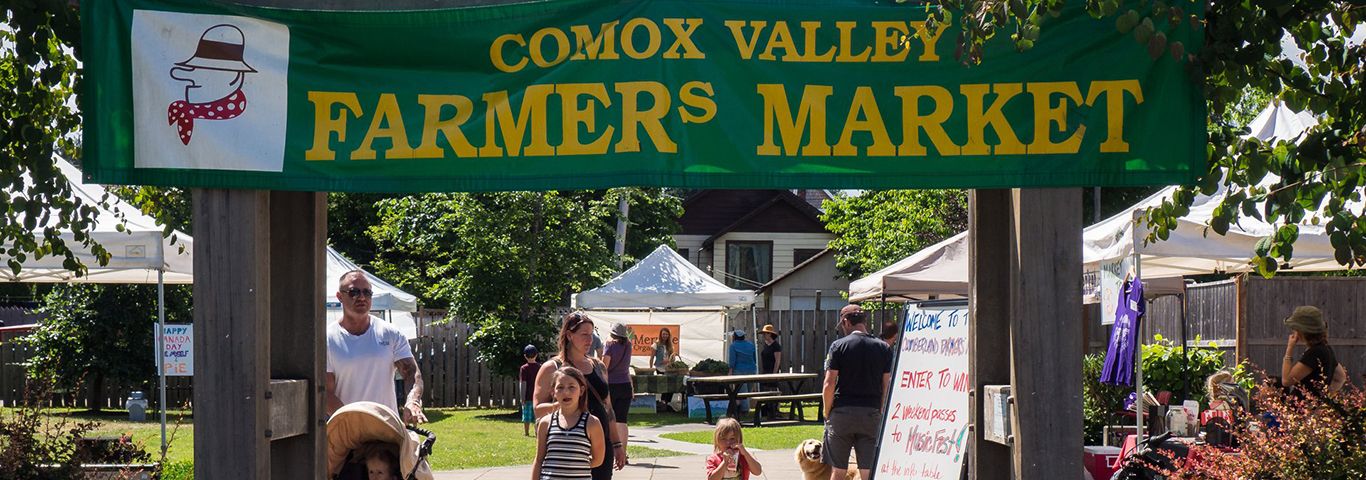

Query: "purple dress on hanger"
<box><xmin>1101</xmin><ymin>278</ymin><xmax>1145</xmax><ymax>386</ymax></box>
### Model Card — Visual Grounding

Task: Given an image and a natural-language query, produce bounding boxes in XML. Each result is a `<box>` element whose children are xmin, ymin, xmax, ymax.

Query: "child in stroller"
<box><xmin>328</xmin><ymin>401</ymin><xmax>436</xmax><ymax>480</ymax></box>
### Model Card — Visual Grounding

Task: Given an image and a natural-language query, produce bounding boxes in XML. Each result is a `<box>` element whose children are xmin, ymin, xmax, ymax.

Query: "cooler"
<box><xmin>1083</xmin><ymin>445</ymin><xmax>1121</xmax><ymax>480</ymax></box>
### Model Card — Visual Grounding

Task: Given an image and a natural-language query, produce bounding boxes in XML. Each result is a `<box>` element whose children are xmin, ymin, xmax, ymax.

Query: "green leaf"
<box><xmin>1254</xmin><ymin>236</ymin><xmax>1273</xmax><ymax>257</ymax></box>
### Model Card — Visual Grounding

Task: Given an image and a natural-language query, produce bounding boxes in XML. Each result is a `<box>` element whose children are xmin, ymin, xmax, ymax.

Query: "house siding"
<box><xmin>713</xmin><ymin>232</ymin><xmax>835</xmax><ymax>286</ymax></box>
<box><xmin>761</xmin><ymin>252</ymin><xmax>850</xmax><ymax>310</ymax></box>
<box><xmin>674</xmin><ymin>234</ymin><xmax>709</xmax><ymax>270</ymax></box>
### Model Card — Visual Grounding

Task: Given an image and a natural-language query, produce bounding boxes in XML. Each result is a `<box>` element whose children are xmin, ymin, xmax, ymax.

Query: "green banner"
<box><xmin>83</xmin><ymin>0</ymin><xmax>1205</xmax><ymax>192</ymax></box>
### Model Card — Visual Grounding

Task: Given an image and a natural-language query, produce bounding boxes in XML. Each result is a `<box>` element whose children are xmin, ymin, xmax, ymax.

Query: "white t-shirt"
<box><xmin>326</xmin><ymin>316</ymin><xmax>414</xmax><ymax>414</ymax></box>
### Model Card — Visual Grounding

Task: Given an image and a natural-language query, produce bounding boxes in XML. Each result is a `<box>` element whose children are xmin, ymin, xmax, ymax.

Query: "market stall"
<box><xmin>573</xmin><ymin>245</ymin><xmax>756</xmax><ymax>367</ymax></box>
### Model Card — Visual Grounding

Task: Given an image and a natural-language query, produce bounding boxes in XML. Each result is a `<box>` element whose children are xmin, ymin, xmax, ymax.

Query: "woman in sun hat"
<box><xmin>1280</xmin><ymin>305</ymin><xmax>1348</xmax><ymax>397</ymax></box>
<box><xmin>602</xmin><ymin>323</ymin><xmax>634</xmax><ymax>453</ymax></box>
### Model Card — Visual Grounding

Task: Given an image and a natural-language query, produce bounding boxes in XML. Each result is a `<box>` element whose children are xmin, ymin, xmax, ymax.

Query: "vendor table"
<box><xmin>685</xmin><ymin>372</ymin><xmax>820</xmax><ymax>422</ymax></box>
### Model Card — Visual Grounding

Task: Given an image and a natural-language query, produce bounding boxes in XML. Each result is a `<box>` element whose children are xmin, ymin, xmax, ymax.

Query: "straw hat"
<box><xmin>760</xmin><ymin>324</ymin><xmax>779</xmax><ymax>336</ymax></box>
<box><xmin>1284</xmin><ymin>306</ymin><xmax>1327</xmax><ymax>334</ymax></box>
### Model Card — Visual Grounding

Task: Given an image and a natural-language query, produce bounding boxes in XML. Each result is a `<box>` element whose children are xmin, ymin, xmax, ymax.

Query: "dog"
<box><xmin>796</xmin><ymin>439</ymin><xmax>859</xmax><ymax>480</ymax></box>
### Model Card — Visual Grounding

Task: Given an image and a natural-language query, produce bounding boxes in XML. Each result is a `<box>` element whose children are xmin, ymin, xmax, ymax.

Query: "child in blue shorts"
<box><xmin>520</xmin><ymin>344</ymin><xmax>542</xmax><ymax>435</ymax></box>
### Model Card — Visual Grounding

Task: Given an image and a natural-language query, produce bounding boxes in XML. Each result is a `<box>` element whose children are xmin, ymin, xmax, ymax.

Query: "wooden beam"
<box><xmin>1235</xmin><ymin>274</ymin><xmax>1249</xmax><ymax>363</ymax></box>
<box><xmin>193</xmin><ymin>189</ymin><xmax>271</xmax><ymax>478</ymax></box>
<box><xmin>267</xmin><ymin>191</ymin><xmax>327</xmax><ymax>478</ymax></box>
<box><xmin>968</xmin><ymin>189</ymin><xmax>1013</xmax><ymax>480</ymax></box>
<box><xmin>1008</xmin><ymin>188</ymin><xmax>1083</xmax><ymax>479</ymax></box>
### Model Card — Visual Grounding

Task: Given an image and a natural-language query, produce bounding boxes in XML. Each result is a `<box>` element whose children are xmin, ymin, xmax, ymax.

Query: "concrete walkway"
<box><xmin>432</xmin><ymin>448</ymin><xmax>803</xmax><ymax>480</ymax></box>
<box><xmin>433</xmin><ymin>422</ymin><xmax>808</xmax><ymax>480</ymax></box>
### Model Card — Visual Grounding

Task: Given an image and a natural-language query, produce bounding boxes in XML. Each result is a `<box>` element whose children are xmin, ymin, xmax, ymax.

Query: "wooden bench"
<box><xmin>693</xmin><ymin>391</ymin><xmax>780</xmax><ymax>424</ymax></box>
<box><xmin>751</xmin><ymin>393</ymin><xmax>824</xmax><ymax>427</ymax></box>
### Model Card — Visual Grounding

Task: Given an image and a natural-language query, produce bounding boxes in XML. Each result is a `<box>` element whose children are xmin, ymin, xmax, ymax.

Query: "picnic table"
<box><xmin>685</xmin><ymin>372</ymin><xmax>820</xmax><ymax>423</ymax></box>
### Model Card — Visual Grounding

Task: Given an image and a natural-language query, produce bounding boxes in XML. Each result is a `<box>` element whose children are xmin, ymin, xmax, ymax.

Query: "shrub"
<box><xmin>160</xmin><ymin>461</ymin><xmax>194</xmax><ymax>480</ymax></box>
<box><xmin>1140</xmin><ymin>335</ymin><xmax>1228</xmax><ymax>406</ymax></box>
<box><xmin>1171</xmin><ymin>381</ymin><xmax>1366</xmax><ymax>479</ymax></box>
<box><xmin>1083</xmin><ymin>338</ymin><xmax>1233</xmax><ymax>444</ymax></box>
<box><xmin>0</xmin><ymin>381</ymin><xmax>98</xmax><ymax>479</ymax></box>
<box><xmin>1083</xmin><ymin>352</ymin><xmax>1130</xmax><ymax>445</ymax></box>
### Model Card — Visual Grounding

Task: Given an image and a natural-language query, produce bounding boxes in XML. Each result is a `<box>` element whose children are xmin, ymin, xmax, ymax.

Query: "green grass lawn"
<box><xmin>8</xmin><ymin>406</ymin><xmax>714</xmax><ymax>471</ymax></box>
<box><xmin>1</xmin><ymin>407</ymin><xmax>195</xmax><ymax>465</ymax></box>
<box><xmin>424</xmin><ymin>408</ymin><xmax>689</xmax><ymax>469</ymax></box>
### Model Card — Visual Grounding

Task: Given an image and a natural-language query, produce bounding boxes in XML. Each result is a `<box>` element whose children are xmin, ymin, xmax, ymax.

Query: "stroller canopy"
<box><xmin>327</xmin><ymin>402</ymin><xmax>433</xmax><ymax>480</ymax></box>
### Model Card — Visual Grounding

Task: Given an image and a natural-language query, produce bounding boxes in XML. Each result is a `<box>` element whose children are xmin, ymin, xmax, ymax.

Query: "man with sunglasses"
<box><xmin>325</xmin><ymin>269</ymin><xmax>428</xmax><ymax>424</ymax></box>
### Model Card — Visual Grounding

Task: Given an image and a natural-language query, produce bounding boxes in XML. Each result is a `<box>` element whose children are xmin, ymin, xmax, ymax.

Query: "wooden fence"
<box><xmin>0</xmin><ymin>340</ymin><xmax>194</xmax><ymax>409</ymax></box>
<box><xmin>1087</xmin><ymin>275</ymin><xmax>1366</xmax><ymax>386</ymax></box>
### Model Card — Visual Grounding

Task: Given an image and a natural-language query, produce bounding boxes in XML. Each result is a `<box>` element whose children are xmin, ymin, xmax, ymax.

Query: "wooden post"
<box><xmin>968</xmin><ymin>189</ymin><xmax>1013</xmax><ymax>480</ymax></box>
<box><xmin>193</xmin><ymin>189</ymin><xmax>271</xmax><ymax>478</ymax></box>
<box><xmin>267</xmin><ymin>191</ymin><xmax>327</xmax><ymax>479</ymax></box>
<box><xmin>1008</xmin><ymin>188</ymin><xmax>1083</xmax><ymax>479</ymax></box>
<box><xmin>1234</xmin><ymin>274</ymin><xmax>1249</xmax><ymax>363</ymax></box>
<box><xmin>193</xmin><ymin>189</ymin><xmax>326</xmax><ymax>479</ymax></box>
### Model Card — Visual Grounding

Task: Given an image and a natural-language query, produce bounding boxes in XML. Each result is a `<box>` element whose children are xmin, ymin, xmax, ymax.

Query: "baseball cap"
<box><xmin>840</xmin><ymin>304</ymin><xmax>866</xmax><ymax>321</ymax></box>
<box><xmin>523</xmin><ymin>344</ymin><xmax>539</xmax><ymax>356</ymax></box>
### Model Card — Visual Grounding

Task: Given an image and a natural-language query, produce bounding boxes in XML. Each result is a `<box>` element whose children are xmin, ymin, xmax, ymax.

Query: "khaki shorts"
<box><xmin>820</xmin><ymin>406</ymin><xmax>881</xmax><ymax>469</ymax></box>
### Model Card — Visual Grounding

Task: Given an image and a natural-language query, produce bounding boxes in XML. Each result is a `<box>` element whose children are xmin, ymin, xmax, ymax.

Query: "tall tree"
<box><xmin>25</xmin><ymin>283</ymin><xmax>193</xmax><ymax>412</ymax></box>
<box><xmin>821</xmin><ymin>190</ymin><xmax>969</xmax><ymax>279</ymax></box>
<box><xmin>368</xmin><ymin>190</ymin><xmax>680</xmax><ymax>375</ymax></box>
<box><xmin>933</xmin><ymin>0</ymin><xmax>1366</xmax><ymax>275</ymax></box>
<box><xmin>2</xmin><ymin>2</ymin><xmax>108</xmax><ymax>278</ymax></box>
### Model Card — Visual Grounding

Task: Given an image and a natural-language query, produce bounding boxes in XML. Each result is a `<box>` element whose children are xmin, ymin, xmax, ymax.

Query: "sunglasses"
<box><xmin>344</xmin><ymin>288</ymin><xmax>374</xmax><ymax>298</ymax></box>
<box><xmin>566</xmin><ymin>313</ymin><xmax>590</xmax><ymax>329</ymax></box>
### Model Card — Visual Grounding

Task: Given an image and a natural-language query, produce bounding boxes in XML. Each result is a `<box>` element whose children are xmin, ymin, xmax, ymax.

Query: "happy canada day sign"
<box><xmin>82</xmin><ymin>0</ymin><xmax>1204</xmax><ymax>192</ymax></box>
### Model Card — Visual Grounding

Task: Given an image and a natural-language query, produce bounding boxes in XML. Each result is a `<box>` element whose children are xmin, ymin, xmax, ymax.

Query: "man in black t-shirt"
<box><xmin>820</xmin><ymin>305</ymin><xmax>893</xmax><ymax>480</ymax></box>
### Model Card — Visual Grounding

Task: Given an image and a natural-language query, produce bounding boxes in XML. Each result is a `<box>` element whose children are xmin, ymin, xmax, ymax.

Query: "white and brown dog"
<box><xmin>796</xmin><ymin>439</ymin><xmax>859</xmax><ymax>480</ymax></box>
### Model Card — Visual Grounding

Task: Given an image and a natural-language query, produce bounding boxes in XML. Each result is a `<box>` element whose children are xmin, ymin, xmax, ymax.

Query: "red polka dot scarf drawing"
<box><xmin>167</xmin><ymin>90</ymin><xmax>246</xmax><ymax>145</ymax></box>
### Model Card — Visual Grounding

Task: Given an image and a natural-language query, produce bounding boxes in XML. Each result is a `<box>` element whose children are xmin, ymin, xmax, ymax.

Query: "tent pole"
<box><xmin>158</xmin><ymin>268</ymin><xmax>167</xmax><ymax>455</ymax></box>
<box><xmin>1133</xmin><ymin>225</ymin><xmax>1145</xmax><ymax>440</ymax></box>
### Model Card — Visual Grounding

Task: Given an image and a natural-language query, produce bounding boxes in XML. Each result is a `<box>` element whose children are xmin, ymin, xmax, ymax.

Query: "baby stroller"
<box><xmin>327</xmin><ymin>401</ymin><xmax>436</xmax><ymax>480</ymax></box>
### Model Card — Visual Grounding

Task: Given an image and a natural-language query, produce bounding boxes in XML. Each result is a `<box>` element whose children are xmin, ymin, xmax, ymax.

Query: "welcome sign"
<box><xmin>83</xmin><ymin>0</ymin><xmax>1204</xmax><ymax>192</ymax></box>
<box><xmin>874</xmin><ymin>302</ymin><xmax>970</xmax><ymax>480</ymax></box>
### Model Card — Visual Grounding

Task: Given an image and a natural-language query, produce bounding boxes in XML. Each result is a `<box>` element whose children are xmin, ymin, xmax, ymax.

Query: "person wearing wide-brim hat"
<box><xmin>1281</xmin><ymin>306</ymin><xmax>1348</xmax><ymax>397</ymax></box>
<box><xmin>757</xmin><ymin>324</ymin><xmax>784</xmax><ymax>418</ymax></box>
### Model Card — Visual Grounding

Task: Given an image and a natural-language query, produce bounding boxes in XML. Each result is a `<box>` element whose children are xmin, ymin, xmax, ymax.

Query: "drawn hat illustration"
<box><xmin>176</xmin><ymin>24</ymin><xmax>257</xmax><ymax>73</ymax></box>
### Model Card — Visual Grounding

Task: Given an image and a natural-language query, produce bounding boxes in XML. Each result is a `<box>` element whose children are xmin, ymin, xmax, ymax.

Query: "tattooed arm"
<box><xmin>396</xmin><ymin>357</ymin><xmax>427</xmax><ymax>424</ymax></box>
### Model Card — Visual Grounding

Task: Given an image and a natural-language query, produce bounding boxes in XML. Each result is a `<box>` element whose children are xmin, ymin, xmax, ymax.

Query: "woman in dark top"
<box><xmin>603</xmin><ymin>323</ymin><xmax>633</xmax><ymax>453</ymax></box>
<box><xmin>1280</xmin><ymin>306</ymin><xmax>1348</xmax><ymax>397</ymax></box>
<box><xmin>534</xmin><ymin>313</ymin><xmax>626</xmax><ymax>479</ymax></box>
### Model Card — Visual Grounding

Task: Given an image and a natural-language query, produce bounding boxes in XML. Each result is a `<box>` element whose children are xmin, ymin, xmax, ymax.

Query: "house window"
<box><xmin>725</xmin><ymin>241</ymin><xmax>772</xmax><ymax>289</ymax></box>
<box><xmin>677</xmin><ymin>248</ymin><xmax>690</xmax><ymax>263</ymax></box>
<box><xmin>793</xmin><ymin>249</ymin><xmax>823</xmax><ymax>266</ymax></box>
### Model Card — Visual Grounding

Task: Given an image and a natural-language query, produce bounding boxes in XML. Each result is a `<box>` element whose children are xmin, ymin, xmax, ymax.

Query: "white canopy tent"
<box><xmin>848</xmin><ymin>232</ymin><xmax>969</xmax><ymax>302</ymax></box>
<box><xmin>2</xmin><ymin>157</ymin><xmax>193</xmax><ymax>284</ymax></box>
<box><xmin>850</xmin><ymin>102</ymin><xmax>1357</xmax><ymax>301</ymax></box>
<box><xmin>573</xmin><ymin>245</ymin><xmax>755</xmax><ymax>368</ymax></box>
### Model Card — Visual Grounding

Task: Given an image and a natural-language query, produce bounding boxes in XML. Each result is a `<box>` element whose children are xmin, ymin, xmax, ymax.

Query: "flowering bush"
<box><xmin>1171</xmin><ymin>381</ymin><xmax>1366</xmax><ymax>479</ymax></box>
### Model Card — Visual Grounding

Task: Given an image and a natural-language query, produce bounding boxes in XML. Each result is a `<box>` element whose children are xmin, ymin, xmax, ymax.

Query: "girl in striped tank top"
<box><xmin>533</xmin><ymin>367</ymin><xmax>605</xmax><ymax>480</ymax></box>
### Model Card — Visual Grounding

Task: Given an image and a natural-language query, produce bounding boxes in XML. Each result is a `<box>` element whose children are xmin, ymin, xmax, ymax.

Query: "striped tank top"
<box><xmin>540</xmin><ymin>411</ymin><xmax>593</xmax><ymax>480</ymax></box>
